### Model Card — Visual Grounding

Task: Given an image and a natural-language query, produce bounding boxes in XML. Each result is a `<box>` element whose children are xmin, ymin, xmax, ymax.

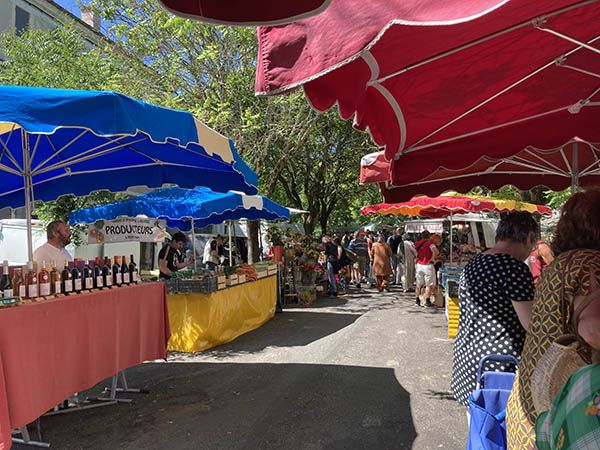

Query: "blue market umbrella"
<box><xmin>70</xmin><ymin>186</ymin><xmax>290</xmax><ymax>268</ymax></box>
<box><xmin>0</xmin><ymin>85</ymin><xmax>258</xmax><ymax>259</ymax></box>
<box><xmin>69</xmin><ymin>186</ymin><xmax>290</xmax><ymax>231</ymax></box>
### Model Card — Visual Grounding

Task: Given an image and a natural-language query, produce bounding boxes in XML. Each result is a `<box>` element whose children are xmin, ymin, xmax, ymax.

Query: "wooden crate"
<box><xmin>226</xmin><ymin>275</ymin><xmax>239</xmax><ymax>286</ymax></box>
<box><xmin>237</xmin><ymin>274</ymin><xmax>246</xmax><ymax>284</ymax></box>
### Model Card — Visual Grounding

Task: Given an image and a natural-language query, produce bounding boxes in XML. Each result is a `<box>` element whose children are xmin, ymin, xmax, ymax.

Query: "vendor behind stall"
<box><xmin>159</xmin><ymin>232</ymin><xmax>195</xmax><ymax>279</ymax></box>
<box><xmin>33</xmin><ymin>220</ymin><xmax>72</xmax><ymax>268</ymax></box>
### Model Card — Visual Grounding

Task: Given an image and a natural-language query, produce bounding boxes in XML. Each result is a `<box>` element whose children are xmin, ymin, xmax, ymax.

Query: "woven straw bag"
<box><xmin>531</xmin><ymin>252</ymin><xmax>598</xmax><ymax>414</ymax></box>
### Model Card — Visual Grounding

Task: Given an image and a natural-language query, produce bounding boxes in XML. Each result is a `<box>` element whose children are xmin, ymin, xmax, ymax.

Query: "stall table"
<box><xmin>0</xmin><ymin>283</ymin><xmax>170</xmax><ymax>450</ymax></box>
<box><xmin>167</xmin><ymin>275</ymin><xmax>277</xmax><ymax>352</ymax></box>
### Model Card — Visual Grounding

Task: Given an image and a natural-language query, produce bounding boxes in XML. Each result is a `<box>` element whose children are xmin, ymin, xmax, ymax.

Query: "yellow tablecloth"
<box><xmin>167</xmin><ymin>276</ymin><xmax>277</xmax><ymax>352</ymax></box>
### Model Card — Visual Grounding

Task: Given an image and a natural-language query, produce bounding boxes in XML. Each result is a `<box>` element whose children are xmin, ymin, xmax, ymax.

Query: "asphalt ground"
<box><xmin>18</xmin><ymin>285</ymin><xmax>467</xmax><ymax>450</ymax></box>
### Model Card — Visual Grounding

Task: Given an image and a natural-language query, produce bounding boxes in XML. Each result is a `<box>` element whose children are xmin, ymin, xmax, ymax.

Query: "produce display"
<box><xmin>0</xmin><ymin>255</ymin><xmax>140</xmax><ymax>307</ymax></box>
<box><xmin>165</xmin><ymin>262</ymin><xmax>277</xmax><ymax>294</ymax></box>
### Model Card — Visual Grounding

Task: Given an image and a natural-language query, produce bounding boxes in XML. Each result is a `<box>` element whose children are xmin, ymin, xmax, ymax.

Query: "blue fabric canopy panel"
<box><xmin>69</xmin><ymin>186</ymin><xmax>290</xmax><ymax>231</ymax></box>
<box><xmin>0</xmin><ymin>85</ymin><xmax>258</xmax><ymax>209</ymax></box>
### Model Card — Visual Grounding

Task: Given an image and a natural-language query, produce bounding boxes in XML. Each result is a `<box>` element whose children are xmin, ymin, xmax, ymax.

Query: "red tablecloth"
<box><xmin>0</xmin><ymin>282</ymin><xmax>170</xmax><ymax>450</ymax></box>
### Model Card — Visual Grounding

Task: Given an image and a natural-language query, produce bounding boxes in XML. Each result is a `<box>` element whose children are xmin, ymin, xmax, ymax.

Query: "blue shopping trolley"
<box><xmin>466</xmin><ymin>354</ymin><xmax>519</xmax><ymax>450</ymax></box>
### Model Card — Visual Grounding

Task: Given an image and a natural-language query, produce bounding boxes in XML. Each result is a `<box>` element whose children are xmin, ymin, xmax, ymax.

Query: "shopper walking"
<box><xmin>401</xmin><ymin>233</ymin><xmax>417</xmax><ymax>292</ymax></box>
<box><xmin>370</xmin><ymin>234</ymin><xmax>393</xmax><ymax>292</ymax></box>
<box><xmin>414</xmin><ymin>230</ymin><xmax>439</xmax><ymax>307</ymax></box>
<box><xmin>348</xmin><ymin>231</ymin><xmax>368</xmax><ymax>288</ymax></box>
<box><xmin>322</xmin><ymin>235</ymin><xmax>339</xmax><ymax>297</ymax></box>
<box><xmin>387</xmin><ymin>228</ymin><xmax>403</xmax><ymax>285</ymax></box>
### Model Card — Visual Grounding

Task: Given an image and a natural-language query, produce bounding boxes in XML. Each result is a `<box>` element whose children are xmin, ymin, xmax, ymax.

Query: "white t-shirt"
<box><xmin>33</xmin><ymin>242</ymin><xmax>72</xmax><ymax>268</ymax></box>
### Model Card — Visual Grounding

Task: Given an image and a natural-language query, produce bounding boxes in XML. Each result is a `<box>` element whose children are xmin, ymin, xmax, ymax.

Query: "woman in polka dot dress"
<box><xmin>451</xmin><ymin>212</ymin><xmax>538</xmax><ymax>407</ymax></box>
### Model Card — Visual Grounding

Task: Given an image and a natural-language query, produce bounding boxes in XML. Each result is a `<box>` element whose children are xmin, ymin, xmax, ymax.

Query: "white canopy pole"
<box><xmin>228</xmin><ymin>221</ymin><xmax>233</xmax><ymax>266</ymax></box>
<box><xmin>191</xmin><ymin>218</ymin><xmax>197</xmax><ymax>272</ymax></box>
<box><xmin>22</xmin><ymin>130</ymin><xmax>34</xmax><ymax>263</ymax></box>
<box><xmin>571</xmin><ymin>142</ymin><xmax>579</xmax><ymax>194</ymax></box>
<box><xmin>449</xmin><ymin>214</ymin><xmax>454</xmax><ymax>265</ymax></box>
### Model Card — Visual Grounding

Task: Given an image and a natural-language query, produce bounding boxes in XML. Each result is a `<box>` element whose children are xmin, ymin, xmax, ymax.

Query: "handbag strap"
<box><xmin>559</xmin><ymin>251</ymin><xmax>577</xmax><ymax>334</ymax></box>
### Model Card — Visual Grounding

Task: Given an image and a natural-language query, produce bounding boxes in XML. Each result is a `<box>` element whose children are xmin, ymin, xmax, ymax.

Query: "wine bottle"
<box><xmin>71</xmin><ymin>259</ymin><xmax>82</xmax><ymax>293</ymax></box>
<box><xmin>129</xmin><ymin>254</ymin><xmax>138</xmax><ymax>283</ymax></box>
<box><xmin>50</xmin><ymin>263</ymin><xmax>61</xmax><ymax>296</ymax></box>
<box><xmin>121</xmin><ymin>255</ymin><xmax>130</xmax><ymax>284</ymax></box>
<box><xmin>0</xmin><ymin>260</ymin><xmax>13</xmax><ymax>298</ymax></box>
<box><xmin>61</xmin><ymin>260</ymin><xmax>73</xmax><ymax>294</ymax></box>
<box><xmin>12</xmin><ymin>267</ymin><xmax>25</xmax><ymax>299</ymax></box>
<box><xmin>112</xmin><ymin>256</ymin><xmax>122</xmax><ymax>286</ymax></box>
<box><xmin>38</xmin><ymin>261</ymin><xmax>51</xmax><ymax>297</ymax></box>
<box><xmin>94</xmin><ymin>257</ymin><xmax>103</xmax><ymax>289</ymax></box>
<box><xmin>26</xmin><ymin>261</ymin><xmax>38</xmax><ymax>299</ymax></box>
<box><xmin>82</xmin><ymin>260</ymin><xmax>94</xmax><ymax>291</ymax></box>
<box><xmin>103</xmin><ymin>256</ymin><xmax>113</xmax><ymax>288</ymax></box>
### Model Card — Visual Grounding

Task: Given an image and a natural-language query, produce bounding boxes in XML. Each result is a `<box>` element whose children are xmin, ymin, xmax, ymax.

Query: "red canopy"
<box><xmin>361</xmin><ymin>139</ymin><xmax>600</xmax><ymax>201</ymax></box>
<box><xmin>158</xmin><ymin>0</ymin><xmax>331</xmax><ymax>26</ymax></box>
<box><xmin>256</xmin><ymin>0</ymin><xmax>600</xmax><ymax>181</ymax></box>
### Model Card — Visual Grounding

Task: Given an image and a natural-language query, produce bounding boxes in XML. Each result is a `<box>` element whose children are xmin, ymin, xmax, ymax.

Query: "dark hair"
<box><xmin>552</xmin><ymin>189</ymin><xmax>600</xmax><ymax>255</ymax></box>
<box><xmin>171</xmin><ymin>232</ymin><xmax>187</xmax><ymax>243</ymax></box>
<box><xmin>420</xmin><ymin>230</ymin><xmax>431</xmax><ymax>239</ymax></box>
<box><xmin>495</xmin><ymin>211</ymin><xmax>539</xmax><ymax>244</ymax></box>
<box><xmin>46</xmin><ymin>220</ymin><xmax>65</xmax><ymax>240</ymax></box>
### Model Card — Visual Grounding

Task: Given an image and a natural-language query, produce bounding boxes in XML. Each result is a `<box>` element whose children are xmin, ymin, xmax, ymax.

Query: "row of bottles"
<box><xmin>0</xmin><ymin>255</ymin><xmax>138</xmax><ymax>301</ymax></box>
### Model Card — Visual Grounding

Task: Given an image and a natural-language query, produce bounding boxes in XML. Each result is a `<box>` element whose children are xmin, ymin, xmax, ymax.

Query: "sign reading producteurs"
<box><xmin>88</xmin><ymin>218</ymin><xmax>167</xmax><ymax>243</ymax></box>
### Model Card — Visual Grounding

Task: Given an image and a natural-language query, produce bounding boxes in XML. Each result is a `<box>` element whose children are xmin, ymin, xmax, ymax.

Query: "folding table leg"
<box><xmin>11</xmin><ymin>423</ymin><xmax>50</xmax><ymax>448</ymax></box>
<box><xmin>99</xmin><ymin>370</ymin><xmax>149</xmax><ymax>403</ymax></box>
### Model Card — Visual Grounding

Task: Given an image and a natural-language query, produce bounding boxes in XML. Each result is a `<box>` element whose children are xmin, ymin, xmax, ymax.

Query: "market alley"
<box><xmin>31</xmin><ymin>288</ymin><xmax>466</xmax><ymax>450</ymax></box>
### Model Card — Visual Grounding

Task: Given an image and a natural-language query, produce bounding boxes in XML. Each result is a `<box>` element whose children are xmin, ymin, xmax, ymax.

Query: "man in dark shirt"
<box><xmin>159</xmin><ymin>232</ymin><xmax>195</xmax><ymax>279</ymax></box>
<box><xmin>322</xmin><ymin>235</ymin><xmax>338</xmax><ymax>296</ymax></box>
<box><xmin>349</xmin><ymin>231</ymin><xmax>368</xmax><ymax>288</ymax></box>
<box><xmin>387</xmin><ymin>228</ymin><xmax>403</xmax><ymax>285</ymax></box>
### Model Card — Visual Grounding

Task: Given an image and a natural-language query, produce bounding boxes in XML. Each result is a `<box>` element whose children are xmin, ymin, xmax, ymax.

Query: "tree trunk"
<box><xmin>246</xmin><ymin>220</ymin><xmax>260</xmax><ymax>263</ymax></box>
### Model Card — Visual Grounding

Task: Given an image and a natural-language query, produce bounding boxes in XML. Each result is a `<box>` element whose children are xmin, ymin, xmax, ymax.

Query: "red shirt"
<box><xmin>529</xmin><ymin>240</ymin><xmax>549</xmax><ymax>285</ymax></box>
<box><xmin>415</xmin><ymin>239</ymin><xmax>435</xmax><ymax>265</ymax></box>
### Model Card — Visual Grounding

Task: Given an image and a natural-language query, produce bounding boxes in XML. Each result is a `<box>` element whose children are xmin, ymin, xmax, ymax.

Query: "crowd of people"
<box><xmin>449</xmin><ymin>189</ymin><xmax>600</xmax><ymax>449</ymax></box>
<box><xmin>319</xmin><ymin>228</ymin><xmax>445</xmax><ymax>302</ymax></box>
<box><xmin>315</xmin><ymin>189</ymin><xmax>599</xmax><ymax>449</ymax></box>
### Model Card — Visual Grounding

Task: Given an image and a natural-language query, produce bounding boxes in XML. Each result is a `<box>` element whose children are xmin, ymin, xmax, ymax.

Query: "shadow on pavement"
<box><xmin>36</xmin><ymin>363</ymin><xmax>417</xmax><ymax>450</ymax></box>
<box><xmin>170</xmin><ymin>311</ymin><xmax>360</xmax><ymax>359</ymax></box>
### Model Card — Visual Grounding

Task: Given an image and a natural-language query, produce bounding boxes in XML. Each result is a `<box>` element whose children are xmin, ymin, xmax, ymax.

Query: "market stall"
<box><xmin>167</xmin><ymin>272</ymin><xmax>277</xmax><ymax>352</ymax></box>
<box><xmin>0</xmin><ymin>283</ymin><xmax>169</xmax><ymax>450</ymax></box>
<box><xmin>70</xmin><ymin>186</ymin><xmax>290</xmax><ymax>353</ymax></box>
<box><xmin>0</xmin><ymin>85</ymin><xmax>259</xmax><ymax>447</ymax></box>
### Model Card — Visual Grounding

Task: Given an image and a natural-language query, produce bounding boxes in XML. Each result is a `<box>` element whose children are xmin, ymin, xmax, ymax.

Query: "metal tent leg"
<box><xmin>12</xmin><ymin>420</ymin><xmax>50</xmax><ymax>448</ymax></box>
<box><xmin>100</xmin><ymin>370</ymin><xmax>149</xmax><ymax>403</ymax></box>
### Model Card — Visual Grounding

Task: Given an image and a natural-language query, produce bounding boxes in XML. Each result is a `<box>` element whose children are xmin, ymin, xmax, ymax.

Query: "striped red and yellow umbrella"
<box><xmin>360</xmin><ymin>195</ymin><xmax>552</xmax><ymax>217</ymax></box>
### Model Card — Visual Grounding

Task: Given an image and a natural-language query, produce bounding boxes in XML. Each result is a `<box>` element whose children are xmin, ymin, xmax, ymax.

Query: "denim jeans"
<box><xmin>326</xmin><ymin>261</ymin><xmax>337</xmax><ymax>294</ymax></box>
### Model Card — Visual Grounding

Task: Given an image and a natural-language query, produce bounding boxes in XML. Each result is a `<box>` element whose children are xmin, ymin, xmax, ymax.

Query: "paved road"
<box><xmin>26</xmin><ymin>287</ymin><xmax>467</xmax><ymax>450</ymax></box>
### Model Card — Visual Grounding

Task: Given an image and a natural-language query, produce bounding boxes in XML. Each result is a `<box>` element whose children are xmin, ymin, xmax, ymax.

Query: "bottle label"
<box><xmin>40</xmin><ymin>283</ymin><xmax>51</xmax><ymax>296</ymax></box>
<box><xmin>85</xmin><ymin>277</ymin><xmax>94</xmax><ymax>289</ymax></box>
<box><xmin>28</xmin><ymin>284</ymin><xmax>38</xmax><ymax>297</ymax></box>
<box><xmin>96</xmin><ymin>276</ymin><xmax>104</xmax><ymax>288</ymax></box>
<box><xmin>133</xmin><ymin>272</ymin><xmax>138</xmax><ymax>282</ymax></box>
<box><xmin>123</xmin><ymin>273</ymin><xmax>130</xmax><ymax>284</ymax></box>
<box><xmin>106</xmin><ymin>276</ymin><xmax>112</xmax><ymax>286</ymax></box>
<box><xmin>54</xmin><ymin>281</ymin><xmax>62</xmax><ymax>295</ymax></box>
<box><xmin>116</xmin><ymin>273</ymin><xmax>122</xmax><ymax>285</ymax></box>
<box><xmin>3</xmin><ymin>289</ymin><xmax>13</xmax><ymax>298</ymax></box>
<box><xmin>64</xmin><ymin>280</ymin><xmax>73</xmax><ymax>293</ymax></box>
<box><xmin>74</xmin><ymin>279</ymin><xmax>82</xmax><ymax>291</ymax></box>
<box><xmin>19</xmin><ymin>285</ymin><xmax>26</xmax><ymax>297</ymax></box>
